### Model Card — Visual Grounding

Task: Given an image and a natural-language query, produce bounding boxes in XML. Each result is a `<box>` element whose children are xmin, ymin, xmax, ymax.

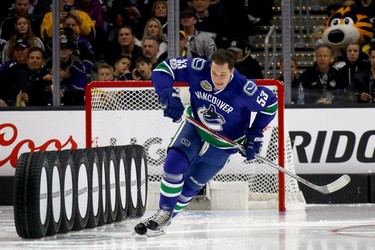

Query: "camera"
<box><xmin>63</xmin><ymin>26</ymin><xmax>74</xmax><ymax>37</ymax></box>
<box><xmin>63</xmin><ymin>4</ymin><xmax>75</xmax><ymax>12</ymax></box>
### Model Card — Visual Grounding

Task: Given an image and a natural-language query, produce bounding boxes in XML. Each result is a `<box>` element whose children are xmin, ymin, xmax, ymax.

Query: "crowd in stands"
<box><xmin>0</xmin><ymin>0</ymin><xmax>272</xmax><ymax>107</ymax></box>
<box><xmin>287</xmin><ymin>0</ymin><xmax>375</xmax><ymax>104</ymax></box>
<box><xmin>0</xmin><ymin>0</ymin><xmax>374</xmax><ymax>106</ymax></box>
<box><xmin>281</xmin><ymin>39</ymin><xmax>375</xmax><ymax>104</ymax></box>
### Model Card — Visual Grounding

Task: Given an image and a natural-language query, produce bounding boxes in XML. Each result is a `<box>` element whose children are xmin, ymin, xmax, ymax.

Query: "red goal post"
<box><xmin>85</xmin><ymin>80</ymin><xmax>305</xmax><ymax>211</ymax></box>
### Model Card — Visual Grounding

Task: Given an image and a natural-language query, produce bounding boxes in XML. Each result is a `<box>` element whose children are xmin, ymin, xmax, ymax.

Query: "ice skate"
<box><xmin>134</xmin><ymin>209</ymin><xmax>172</xmax><ymax>237</ymax></box>
<box><xmin>133</xmin><ymin>212</ymin><xmax>158</xmax><ymax>236</ymax></box>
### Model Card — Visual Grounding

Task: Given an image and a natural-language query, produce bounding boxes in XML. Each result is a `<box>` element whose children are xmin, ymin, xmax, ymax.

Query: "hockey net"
<box><xmin>85</xmin><ymin>80</ymin><xmax>305</xmax><ymax>211</ymax></box>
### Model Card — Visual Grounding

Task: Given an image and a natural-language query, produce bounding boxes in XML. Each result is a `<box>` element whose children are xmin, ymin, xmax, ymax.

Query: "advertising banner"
<box><xmin>1</xmin><ymin>108</ymin><xmax>374</xmax><ymax>175</ymax></box>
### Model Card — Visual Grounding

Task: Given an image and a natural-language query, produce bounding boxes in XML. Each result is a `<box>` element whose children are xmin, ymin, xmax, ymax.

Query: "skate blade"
<box><xmin>132</xmin><ymin>230</ymin><xmax>148</xmax><ymax>236</ymax></box>
<box><xmin>147</xmin><ymin>229</ymin><xmax>166</xmax><ymax>237</ymax></box>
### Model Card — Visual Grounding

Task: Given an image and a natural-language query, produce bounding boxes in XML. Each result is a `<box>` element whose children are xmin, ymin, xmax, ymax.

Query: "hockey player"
<box><xmin>134</xmin><ymin>48</ymin><xmax>278</xmax><ymax>236</ymax></box>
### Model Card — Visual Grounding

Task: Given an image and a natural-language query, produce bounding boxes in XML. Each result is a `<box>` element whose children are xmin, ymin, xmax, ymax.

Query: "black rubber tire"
<box><xmin>58</xmin><ymin>149</ymin><xmax>77</xmax><ymax>233</ymax></box>
<box><xmin>133</xmin><ymin>145</ymin><xmax>148</xmax><ymax>217</ymax></box>
<box><xmin>13</xmin><ymin>152</ymin><xmax>32</xmax><ymax>239</ymax></box>
<box><xmin>85</xmin><ymin>148</ymin><xmax>101</xmax><ymax>228</ymax></box>
<box><xmin>124</xmin><ymin>145</ymin><xmax>137</xmax><ymax>218</ymax></box>
<box><xmin>15</xmin><ymin>152</ymin><xmax>51</xmax><ymax>238</ymax></box>
<box><xmin>71</xmin><ymin>149</ymin><xmax>91</xmax><ymax>231</ymax></box>
<box><xmin>113</xmin><ymin>146</ymin><xmax>129</xmax><ymax>222</ymax></box>
<box><xmin>96</xmin><ymin>147</ymin><xmax>108</xmax><ymax>226</ymax></box>
<box><xmin>104</xmin><ymin>147</ymin><xmax>119</xmax><ymax>224</ymax></box>
<box><xmin>45</xmin><ymin>151</ymin><xmax>62</xmax><ymax>236</ymax></box>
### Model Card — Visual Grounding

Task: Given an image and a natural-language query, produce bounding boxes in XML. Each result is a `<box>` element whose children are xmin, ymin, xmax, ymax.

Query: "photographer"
<box><xmin>61</xmin><ymin>15</ymin><xmax>95</xmax><ymax>75</ymax></box>
<box><xmin>45</xmin><ymin>36</ymin><xmax>87</xmax><ymax>106</ymax></box>
<box><xmin>45</xmin><ymin>14</ymin><xmax>95</xmax><ymax>82</ymax></box>
<box><xmin>40</xmin><ymin>0</ymin><xmax>96</xmax><ymax>44</ymax></box>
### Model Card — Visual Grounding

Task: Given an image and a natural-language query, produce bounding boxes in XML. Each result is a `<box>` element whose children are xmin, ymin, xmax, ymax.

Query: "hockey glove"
<box><xmin>160</xmin><ymin>88</ymin><xmax>184</xmax><ymax>122</ymax></box>
<box><xmin>240</xmin><ymin>129</ymin><xmax>263</xmax><ymax>161</ymax></box>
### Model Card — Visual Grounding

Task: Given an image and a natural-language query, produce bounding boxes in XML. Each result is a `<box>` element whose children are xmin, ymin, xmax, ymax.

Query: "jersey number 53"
<box><xmin>257</xmin><ymin>90</ymin><xmax>269</xmax><ymax>107</ymax></box>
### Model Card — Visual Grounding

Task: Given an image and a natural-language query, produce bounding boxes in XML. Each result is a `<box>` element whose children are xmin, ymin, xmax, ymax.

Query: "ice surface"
<box><xmin>1</xmin><ymin>204</ymin><xmax>375</xmax><ymax>250</ymax></box>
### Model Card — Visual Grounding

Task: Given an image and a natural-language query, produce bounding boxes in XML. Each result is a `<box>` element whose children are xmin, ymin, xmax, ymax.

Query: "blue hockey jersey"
<box><xmin>152</xmin><ymin>57</ymin><xmax>278</xmax><ymax>145</ymax></box>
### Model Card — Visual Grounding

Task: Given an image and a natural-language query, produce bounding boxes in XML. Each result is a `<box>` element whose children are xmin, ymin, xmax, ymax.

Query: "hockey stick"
<box><xmin>185</xmin><ymin>116</ymin><xmax>351</xmax><ymax>194</ymax></box>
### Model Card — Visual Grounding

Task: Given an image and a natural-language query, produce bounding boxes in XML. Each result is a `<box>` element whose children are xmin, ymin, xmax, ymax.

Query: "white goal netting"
<box><xmin>85</xmin><ymin>80</ymin><xmax>305</xmax><ymax>211</ymax></box>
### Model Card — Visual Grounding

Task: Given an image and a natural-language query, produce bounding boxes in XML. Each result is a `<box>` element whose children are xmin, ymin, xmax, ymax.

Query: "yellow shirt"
<box><xmin>40</xmin><ymin>10</ymin><xmax>96</xmax><ymax>41</ymax></box>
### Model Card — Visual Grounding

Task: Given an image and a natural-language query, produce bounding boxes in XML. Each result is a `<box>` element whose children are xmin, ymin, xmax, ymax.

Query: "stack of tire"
<box><xmin>13</xmin><ymin>144</ymin><xmax>147</xmax><ymax>239</ymax></box>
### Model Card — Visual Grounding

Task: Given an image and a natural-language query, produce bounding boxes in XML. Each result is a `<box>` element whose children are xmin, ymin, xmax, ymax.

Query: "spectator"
<box><xmin>45</xmin><ymin>36</ymin><xmax>87</xmax><ymax>106</ymax></box>
<box><xmin>60</xmin><ymin>14</ymin><xmax>95</xmax><ymax>75</ymax></box>
<box><xmin>113</xmin><ymin>55</ymin><xmax>132</xmax><ymax>80</ymax></box>
<box><xmin>133</xmin><ymin>0</ymin><xmax>160</xmax><ymax>39</ymax></box>
<box><xmin>100</xmin><ymin>0</ymin><xmax>116</xmax><ymax>40</ymax></box>
<box><xmin>180</xmin><ymin>8</ymin><xmax>216</xmax><ymax>60</ymax></box>
<box><xmin>277</xmin><ymin>56</ymin><xmax>300</xmax><ymax>103</ymax></box>
<box><xmin>0</xmin><ymin>38</ymin><xmax>30</xmax><ymax>106</ymax></box>
<box><xmin>350</xmin><ymin>45</ymin><xmax>375</xmax><ymax>102</ymax></box>
<box><xmin>0</xmin><ymin>0</ymin><xmax>41</xmax><ymax>40</ymax></box>
<box><xmin>141</xmin><ymin>17</ymin><xmax>168</xmax><ymax>58</ymax></box>
<box><xmin>215</xmin><ymin>0</ymin><xmax>255</xmax><ymax>48</ymax></box>
<box><xmin>28</xmin><ymin>0</ymin><xmax>52</xmax><ymax>37</ymax></box>
<box><xmin>132</xmin><ymin>55</ymin><xmax>153</xmax><ymax>80</ymax></box>
<box><xmin>104</xmin><ymin>25</ymin><xmax>143</xmax><ymax>71</ymax></box>
<box><xmin>298</xmin><ymin>44</ymin><xmax>341</xmax><ymax>104</ymax></box>
<box><xmin>151</xmin><ymin>0</ymin><xmax>168</xmax><ymax>38</ymax></box>
<box><xmin>334</xmin><ymin>42</ymin><xmax>370</xmax><ymax>102</ymax></box>
<box><xmin>110</xmin><ymin>1</ymin><xmax>145</xmax><ymax>40</ymax></box>
<box><xmin>226</xmin><ymin>37</ymin><xmax>263</xmax><ymax>79</ymax></box>
<box><xmin>40</xmin><ymin>0</ymin><xmax>96</xmax><ymax>44</ymax></box>
<box><xmin>2</xmin><ymin>16</ymin><xmax>45</xmax><ymax>64</ymax></box>
<box><xmin>141</xmin><ymin>36</ymin><xmax>167</xmax><ymax>69</ymax></box>
<box><xmin>97</xmin><ymin>63</ymin><xmax>114</xmax><ymax>81</ymax></box>
<box><xmin>74</xmin><ymin>0</ymin><xmax>106</xmax><ymax>61</ymax></box>
<box><xmin>21</xmin><ymin>46</ymin><xmax>53</xmax><ymax>106</ymax></box>
<box><xmin>191</xmin><ymin>0</ymin><xmax>221</xmax><ymax>40</ymax></box>
<box><xmin>93</xmin><ymin>0</ymin><xmax>113</xmax><ymax>42</ymax></box>
<box><xmin>1</xmin><ymin>38</ymin><xmax>29</xmax><ymax>70</ymax></box>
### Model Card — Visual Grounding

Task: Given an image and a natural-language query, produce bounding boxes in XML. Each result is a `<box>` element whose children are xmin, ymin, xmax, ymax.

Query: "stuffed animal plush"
<box><xmin>322</xmin><ymin>5</ymin><xmax>374</xmax><ymax>56</ymax></box>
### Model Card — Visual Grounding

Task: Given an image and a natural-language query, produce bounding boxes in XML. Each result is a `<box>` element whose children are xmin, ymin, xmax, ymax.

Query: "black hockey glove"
<box><xmin>160</xmin><ymin>88</ymin><xmax>184</xmax><ymax>122</ymax></box>
<box><xmin>240</xmin><ymin>129</ymin><xmax>263</xmax><ymax>160</ymax></box>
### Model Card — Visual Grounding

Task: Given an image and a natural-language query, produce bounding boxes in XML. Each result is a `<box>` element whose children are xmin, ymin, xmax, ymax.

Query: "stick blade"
<box><xmin>324</xmin><ymin>174</ymin><xmax>351</xmax><ymax>194</ymax></box>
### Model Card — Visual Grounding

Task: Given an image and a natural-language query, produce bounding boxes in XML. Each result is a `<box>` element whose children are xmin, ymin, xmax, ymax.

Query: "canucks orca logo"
<box><xmin>197</xmin><ymin>104</ymin><xmax>225</xmax><ymax>130</ymax></box>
